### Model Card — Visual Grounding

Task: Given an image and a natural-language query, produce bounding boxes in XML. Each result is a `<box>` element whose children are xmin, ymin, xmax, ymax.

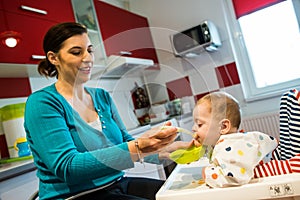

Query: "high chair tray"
<box><xmin>156</xmin><ymin>157</ymin><xmax>300</xmax><ymax>200</ymax></box>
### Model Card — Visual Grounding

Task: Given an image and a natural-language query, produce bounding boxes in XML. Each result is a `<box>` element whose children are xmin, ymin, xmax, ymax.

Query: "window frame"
<box><xmin>223</xmin><ymin>0</ymin><xmax>300</xmax><ymax>102</ymax></box>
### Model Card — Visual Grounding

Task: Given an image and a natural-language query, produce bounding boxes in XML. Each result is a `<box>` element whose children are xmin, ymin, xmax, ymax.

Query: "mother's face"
<box><xmin>48</xmin><ymin>33</ymin><xmax>94</xmax><ymax>84</ymax></box>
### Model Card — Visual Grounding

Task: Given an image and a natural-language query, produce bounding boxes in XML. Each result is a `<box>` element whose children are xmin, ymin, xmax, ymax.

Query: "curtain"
<box><xmin>232</xmin><ymin>0</ymin><xmax>286</xmax><ymax>18</ymax></box>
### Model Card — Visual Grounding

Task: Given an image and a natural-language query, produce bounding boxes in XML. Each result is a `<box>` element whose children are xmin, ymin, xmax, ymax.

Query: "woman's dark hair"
<box><xmin>38</xmin><ymin>22</ymin><xmax>88</xmax><ymax>78</ymax></box>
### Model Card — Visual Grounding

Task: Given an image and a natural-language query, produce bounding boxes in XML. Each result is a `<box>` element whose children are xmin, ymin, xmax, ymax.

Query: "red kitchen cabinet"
<box><xmin>0</xmin><ymin>0</ymin><xmax>75</xmax><ymax>64</ymax></box>
<box><xmin>1</xmin><ymin>0</ymin><xmax>74</xmax><ymax>23</ymax></box>
<box><xmin>0</xmin><ymin>11</ymin><xmax>5</xmax><ymax>33</ymax></box>
<box><xmin>0</xmin><ymin>11</ymin><xmax>55</xmax><ymax>64</ymax></box>
<box><xmin>93</xmin><ymin>0</ymin><xmax>159</xmax><ymax>64</ymax></box>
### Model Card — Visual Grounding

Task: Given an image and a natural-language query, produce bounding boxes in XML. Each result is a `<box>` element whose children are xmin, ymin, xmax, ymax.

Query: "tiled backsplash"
<box><xmin>215</xmin><ymin>62</ymin><xmax>240</xmax><ymax>88</ymax></box>
<box><xmin>166</xmin><ymin>62</ymin><xmax>240</xmax><ymax>102</ymax></box>
<box><xmin>166</xmin><ymin>76</ymin><xmax>193</xmax><ymax>101</ymax></box>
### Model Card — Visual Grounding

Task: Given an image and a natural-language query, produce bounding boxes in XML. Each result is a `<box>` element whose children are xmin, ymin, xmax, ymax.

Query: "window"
<box><xmin>224</xmin><ymin>0</ymin><xmax>300</xmax><ymax>101</ymax></box>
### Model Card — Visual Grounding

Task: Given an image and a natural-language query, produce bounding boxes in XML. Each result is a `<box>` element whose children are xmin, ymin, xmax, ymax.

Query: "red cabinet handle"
<box><xmin>20</xmin><ymin>5</ymin><xmax>47</xmax><ymax>15</ymax></box>
<box><xmin>31</xmin><ymin>55</ymin><xmax>46</xmax><ymax>60</ymax></box>
<box><xmin>119</xmin><ymin>51</ymin><xmax>132</xmax><ymax>56</ymax></box>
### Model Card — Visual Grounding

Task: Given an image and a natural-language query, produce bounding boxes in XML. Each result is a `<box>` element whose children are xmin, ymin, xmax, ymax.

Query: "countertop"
<box><xmin>0</xmin><ymin>157</ymin><xmax>36</xmax><ymax>181</ymax></box>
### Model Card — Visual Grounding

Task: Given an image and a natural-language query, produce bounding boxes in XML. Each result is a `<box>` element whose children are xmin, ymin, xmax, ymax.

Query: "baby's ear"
<box><xmin>220</xmin><ymin>119</ymin><xmax>231</xmax><ymax>135</ymax></box>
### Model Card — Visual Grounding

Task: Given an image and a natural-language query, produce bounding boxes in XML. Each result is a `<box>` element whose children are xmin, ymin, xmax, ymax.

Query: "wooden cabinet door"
<box><xmin>0</xmin><ymin>11</ymin><xmax>56</xmax><ymax>64</ymax></box>
<box><xmin>93</xmin><ymin>0</ymin><xmax>158</xmax><ymax>64</ymax></box>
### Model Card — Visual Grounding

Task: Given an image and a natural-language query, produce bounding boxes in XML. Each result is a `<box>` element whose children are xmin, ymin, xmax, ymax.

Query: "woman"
<box><xmin>24</xmin><ymin>22</ymin><xmax>189</xmax><ymax>200</ymax></box>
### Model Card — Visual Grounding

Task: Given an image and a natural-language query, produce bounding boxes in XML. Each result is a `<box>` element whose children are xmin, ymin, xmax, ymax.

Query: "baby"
<box><xmin>192</xmin><ymin>91</ymin><xmax>278</xmax><ymax>188</ymax></box>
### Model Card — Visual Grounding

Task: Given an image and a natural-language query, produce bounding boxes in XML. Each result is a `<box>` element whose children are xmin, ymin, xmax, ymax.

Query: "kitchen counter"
<box><xmin>0</xmin><ymin>157</ymin><xmax>36</xmax><ymax>182</ymax></box>
<box><xmin>0</xmin><ymin>161</ymin><xmax>38</xmax><ymax>200</ymax></box>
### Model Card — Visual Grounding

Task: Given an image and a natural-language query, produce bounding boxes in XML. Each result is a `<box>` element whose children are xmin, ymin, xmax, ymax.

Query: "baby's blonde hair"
<box><xmin>197</xmin><ymin>92</ymin><xmax>241</xmax><ymax>129</ymax></box>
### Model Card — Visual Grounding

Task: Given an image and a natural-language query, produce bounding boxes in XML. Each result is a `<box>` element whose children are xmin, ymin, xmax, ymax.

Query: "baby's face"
<box><xmin>192</xmin><ymin>103</ymin><xmax>221</xmax><ymax>146</ymax></box>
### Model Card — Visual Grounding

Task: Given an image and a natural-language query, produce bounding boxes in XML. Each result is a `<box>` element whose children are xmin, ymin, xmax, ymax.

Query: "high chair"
<box><xmin>156</xmin><ymin>157</ymin><xmax>300</xmax><ymax>200</ymax></box>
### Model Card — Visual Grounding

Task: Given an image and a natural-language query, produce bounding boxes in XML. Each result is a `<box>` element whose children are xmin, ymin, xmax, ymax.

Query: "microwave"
<box><xmin>170</xmin><ymin>20</ymin><xmax>221</xmax><ymax>57</ymax></box>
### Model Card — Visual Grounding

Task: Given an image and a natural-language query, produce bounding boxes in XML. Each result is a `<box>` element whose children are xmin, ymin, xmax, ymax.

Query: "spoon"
<box><xmin>161</xmin><ymin>126</ymin><xmax>195</xmax><ymax>137</ymax></box>
<box><xmin>176</xmin><ymin>127</ymin><xmax>195</xmax><ymax>137</ymax></box>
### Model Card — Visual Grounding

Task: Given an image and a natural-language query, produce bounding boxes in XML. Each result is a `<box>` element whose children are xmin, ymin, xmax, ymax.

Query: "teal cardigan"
<box><xmin>24</xmin><ymin>84</ymin><xmax>159</xmax><ymax>199</ymax></box>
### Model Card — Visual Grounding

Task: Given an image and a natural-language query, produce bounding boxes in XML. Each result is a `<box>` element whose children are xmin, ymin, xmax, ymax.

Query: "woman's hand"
<box><xmin>138</xmin><ymin>121</ymin><xmax>178</xmax><ymax>154</ymax></box>
<box><xmin>158</xmin><ymin>140</ymin><xmax>193</xmax><ymax>159</ymax></box>
<box><xmin>128</xmin><ymin>121</ymin><xmax>179</xmax><ymax>162</ymax></box>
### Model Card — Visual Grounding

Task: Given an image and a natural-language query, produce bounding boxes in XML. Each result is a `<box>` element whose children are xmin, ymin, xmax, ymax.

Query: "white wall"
<box><xmin>128</xmin><ymin>0</ymin><xmax>282</xmax><ymax>117</ymax></box>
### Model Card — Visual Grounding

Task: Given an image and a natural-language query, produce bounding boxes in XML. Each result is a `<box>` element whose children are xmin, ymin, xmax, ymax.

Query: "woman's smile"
<box><xmin>79</xmin><ymin>66</ymin><xmax>92</xmax><ymax>74</ymax></box>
